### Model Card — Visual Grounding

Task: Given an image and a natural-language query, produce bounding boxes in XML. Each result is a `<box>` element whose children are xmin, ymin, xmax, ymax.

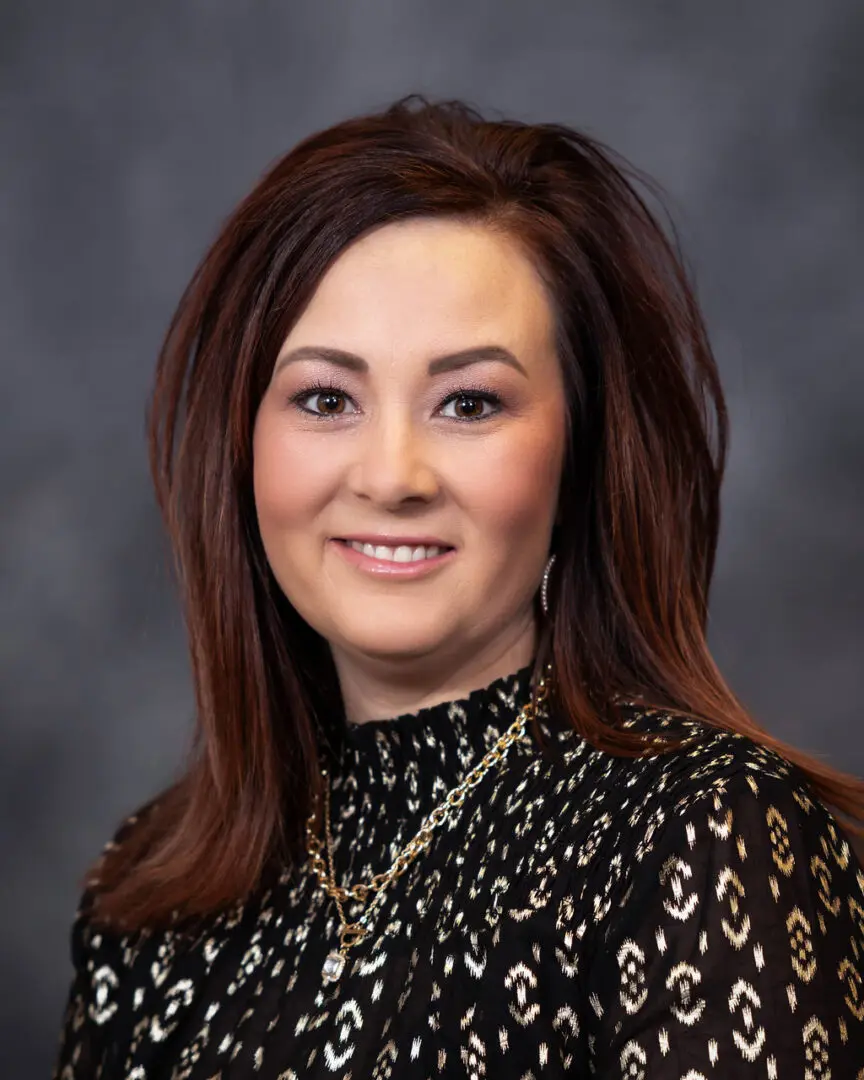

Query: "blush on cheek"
<box><xmin>252</xmin><ymin>413</ymin><xmax>336</xmax><ymax>530</ymax></box>
<box><xmin>473</xmin><ymin>435</ymin><xmax>562</xmax><ymax>527</ymax></box>
<box><xmin>252</xmin><ymin>447</ymin><xmax>293</xmax><ymax>531</ymax></box>
<box><xmin>456</xmin><ymin>460</ymin><xmax>558</xmax><ymax>605</ymax></box>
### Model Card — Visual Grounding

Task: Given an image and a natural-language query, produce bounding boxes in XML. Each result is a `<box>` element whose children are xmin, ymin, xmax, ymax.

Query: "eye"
<box><xmin>289</xmin><ymin>383</ymin><xmax>502</xmax><ymax>421</ymax></box>
<box><xmin>291</xmin><ymin>384</ymin><xmax>357</xmax><ymax>418</ymax></box>
<box><xmin>438</xmin><ymin>390</ymin><xmax>502</xmax><ymax>422</ymax></box>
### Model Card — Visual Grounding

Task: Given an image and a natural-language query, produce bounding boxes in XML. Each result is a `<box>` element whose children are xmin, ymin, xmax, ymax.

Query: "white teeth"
<box><xmin>346</xmin><ymin>541</ymin><xmax>446</xmax><ymax>562</ymax></box>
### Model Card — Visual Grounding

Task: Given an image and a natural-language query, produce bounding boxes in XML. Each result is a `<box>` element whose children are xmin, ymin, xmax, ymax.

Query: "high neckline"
<box><xmin>329</xmin><ymin>663</ymin><xmax>541</xmax><ymax>800</ymax></box>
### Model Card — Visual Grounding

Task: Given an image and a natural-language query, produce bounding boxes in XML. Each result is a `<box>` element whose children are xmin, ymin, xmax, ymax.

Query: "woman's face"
<box><xmin>253</xmin><ymin>217</ymin><xmax>567</xmax><ymax>679</ymax></box>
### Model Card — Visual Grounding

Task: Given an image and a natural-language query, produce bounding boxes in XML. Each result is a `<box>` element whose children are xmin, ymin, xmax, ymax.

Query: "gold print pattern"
<box><xmin>787</xmin><ymin>908</ymin><xmax>817</xmax><ymax>983</ymax></box>
<box><xmin>802</xmin><ymin>1017</ymin><xmax>830</xmax><ymax>1078</ymax></box>
<box><xmin>51</xmin><ymin>670</ymin><xmax>864</xmax><ymax>1079</ymax></box>
<box><xmin>837</xmin><ymin>957</ymin><xmax>864</xmax><ymax>1021</ymax></box>
<box><xmin>822</xmin><ymin>823</ymin><xmax>850</xmax><ymax>871</ymax></box>
<box><xmin>716</xmin><ymin>868</ymin><xmax>750</xmax><ymax>949</ymax></box>
<box><xmin>766</xmin><ymin>806</ymin><xmax>795</xmax><ymax>876</ymax></box>
<box><xmin>850</xmin><ymin>896</ymin><xmax>864</xmax><ymax>940</ymax></box>
<box><xmin>707</xmin><ymin>805</ymin><xmax>733</xmax><ymax>841</ymax></box>
<box><xmin>174</xmin><ymin>1021</ymin><xmax>210</xmax><ymax>1078</ymax></box>
<box><xmin>371</xmin><ymin>1039</ymin><xmax>398</xmax><ymax>1079</ymax></box>
<box><xmin>811</xmin><ymin>855</ymin><xmax>843</xmax><ymax>918</ymax></box>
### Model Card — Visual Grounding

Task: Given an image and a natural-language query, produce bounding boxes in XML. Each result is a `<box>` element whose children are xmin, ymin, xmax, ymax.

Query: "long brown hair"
<box><xmin>89</xmin><ymin>94</ymin><xmax>864</xmax><ymax>931</ymax></box>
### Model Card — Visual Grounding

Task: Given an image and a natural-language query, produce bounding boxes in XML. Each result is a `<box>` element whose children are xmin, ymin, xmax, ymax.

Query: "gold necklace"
<box><xmin>305</xmin><ymin>666</ymin><xmax>552</xmax><ymax>983</ymax></box>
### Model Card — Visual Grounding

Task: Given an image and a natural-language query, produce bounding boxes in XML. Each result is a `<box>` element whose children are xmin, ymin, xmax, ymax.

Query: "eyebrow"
<box><xmin>273</xmin><ymin>344</ymin><xmax>528</xmax><ymax>378</ymax></box>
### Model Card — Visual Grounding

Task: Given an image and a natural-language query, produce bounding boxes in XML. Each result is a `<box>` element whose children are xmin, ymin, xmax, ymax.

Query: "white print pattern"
<box><xmin>53</xmin><ymin>667</ymin><xmax>864</xmax><ymax>1077</ymax></box>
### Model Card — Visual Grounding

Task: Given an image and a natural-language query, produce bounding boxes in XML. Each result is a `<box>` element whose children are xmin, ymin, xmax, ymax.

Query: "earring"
<box><xmin>540</xmin><ymin>554</ymin><xmax>556</xmax><ymax>617</ymax></box>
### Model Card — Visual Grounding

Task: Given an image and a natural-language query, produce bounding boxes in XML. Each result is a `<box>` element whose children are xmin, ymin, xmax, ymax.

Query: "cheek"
<box><xmin>251</xmin><ymin>417</ymin><xmax>332</xmax><ymax>533</ymax></box>
<box><xmin>456</xmin><ymin>425</ymin><xmax>564</xmax><ymax>540</ymax></box>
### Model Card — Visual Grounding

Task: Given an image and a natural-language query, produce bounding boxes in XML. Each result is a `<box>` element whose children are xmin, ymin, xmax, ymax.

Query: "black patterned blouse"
<box><xmin>53</xmin><ymin>665</ymin><xmax>864</xmax><ymax>1078</ymax></box>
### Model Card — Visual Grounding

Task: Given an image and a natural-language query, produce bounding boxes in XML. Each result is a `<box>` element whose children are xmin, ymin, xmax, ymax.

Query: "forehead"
<box><xmin>285</xmin><ymin>217</ymin><xmax>556</xmax><ymax>359</ymax></box>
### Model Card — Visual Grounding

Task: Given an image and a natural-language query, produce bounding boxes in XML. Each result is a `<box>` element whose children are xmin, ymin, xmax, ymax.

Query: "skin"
<box><xmin>252</xmin><ymin>217</ymin><xmax>567</xmax><ymax>725</ymax></box>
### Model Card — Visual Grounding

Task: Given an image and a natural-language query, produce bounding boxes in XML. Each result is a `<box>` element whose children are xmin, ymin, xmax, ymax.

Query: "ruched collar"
<box><xmin>328</xmin><ymin>664</ymin><xmax>543</xmax><ymax>806</ymax></box>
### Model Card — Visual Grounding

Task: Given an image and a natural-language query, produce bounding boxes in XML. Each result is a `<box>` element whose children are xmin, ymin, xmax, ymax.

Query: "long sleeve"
<box><xmin>585</xmin><ymin>768</ymin><xmax>864</xmax><ymax>1076</ymax></box>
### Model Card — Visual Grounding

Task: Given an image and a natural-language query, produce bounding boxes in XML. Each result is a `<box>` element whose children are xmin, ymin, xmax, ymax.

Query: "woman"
<box><xmin>53</xmin><ymin>95</ymin><xmax>864</xmax><ymax>1078</ymax></box>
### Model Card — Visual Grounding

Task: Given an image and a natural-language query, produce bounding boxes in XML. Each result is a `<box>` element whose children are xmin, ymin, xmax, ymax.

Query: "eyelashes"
<box><xmin>288</xmin><ymin>380</ymin><xmax>504</xmax><ymax>423</ymax></box>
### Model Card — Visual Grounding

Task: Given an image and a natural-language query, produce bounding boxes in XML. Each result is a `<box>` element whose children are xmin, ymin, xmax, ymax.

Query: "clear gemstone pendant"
<box><xmin>322</xmin><ymin>950</ymin><xmax>346</xmax><ymax>983</ymax></box>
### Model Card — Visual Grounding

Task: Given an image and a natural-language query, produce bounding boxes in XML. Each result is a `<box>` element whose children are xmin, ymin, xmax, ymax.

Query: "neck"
<box><xmin>332</xmin><ymin>617</ymin><xmax>538</xmax><ymax>726</ymax></box>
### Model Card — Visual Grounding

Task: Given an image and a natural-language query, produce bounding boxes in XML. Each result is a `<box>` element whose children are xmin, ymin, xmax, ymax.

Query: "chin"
<box><xmin>334</xmin><ymin>623</ymin><xmax>453</xmax><ymax>663</ymax></box>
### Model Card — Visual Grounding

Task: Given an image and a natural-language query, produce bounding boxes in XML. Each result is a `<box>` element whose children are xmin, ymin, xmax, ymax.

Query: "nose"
<box><xmin>346</xmin><ymin>413</ymin><xmax>439</xmax><ymax>508</ymax></box>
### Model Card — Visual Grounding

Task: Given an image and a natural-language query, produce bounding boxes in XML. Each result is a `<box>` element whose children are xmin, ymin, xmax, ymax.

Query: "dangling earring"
<box><xmin>540</xmin><ymin>554</ymin><xmax>556</xmax><ymax>617</ymax></box>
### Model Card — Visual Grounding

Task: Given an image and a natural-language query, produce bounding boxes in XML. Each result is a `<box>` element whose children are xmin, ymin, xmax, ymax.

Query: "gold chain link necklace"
<box><xmin>305</xmin><ymin>666</ymin><xmax>552</xmax><ymax>983</ymax></box>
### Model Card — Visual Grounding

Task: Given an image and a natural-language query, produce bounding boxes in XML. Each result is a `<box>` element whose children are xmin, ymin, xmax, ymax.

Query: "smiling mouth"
<box><xmin>334</xmin><ymin>538</ymin><xmax>455</xmax><ymax>563</ymax></box>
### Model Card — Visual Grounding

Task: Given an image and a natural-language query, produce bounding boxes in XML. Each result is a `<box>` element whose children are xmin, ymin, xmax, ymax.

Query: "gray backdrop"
<box><xmin>2</xmin><ymin>1</ymin><xmax>862</xmax><ymax>1074</ymax></box>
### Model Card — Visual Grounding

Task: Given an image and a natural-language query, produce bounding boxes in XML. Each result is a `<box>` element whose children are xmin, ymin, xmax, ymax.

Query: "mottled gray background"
<box><xmin>2</xmin><ymin>0</ymin><xmax>862</xmax><ymax>1073</ymax></box>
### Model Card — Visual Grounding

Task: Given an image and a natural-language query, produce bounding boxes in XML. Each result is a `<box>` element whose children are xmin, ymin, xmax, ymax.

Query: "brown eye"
<box><xmin>453</xmin><ymin>395</ymin><xmax>484</xmax><ymax>419</ymax></box>
<box><xmin>292</xmin><ymin>387</ymin><xmax>356</xmax><ymax>418</ymax></box>
<box><xmin>440</xmin><ymin>391</ymin><xmax>500</xmax><ymax>421</ymax></box>
<box><xmin>316</xmin><ymin>392</ymin><xmax>346</xmax><ymax>415</ymax></box>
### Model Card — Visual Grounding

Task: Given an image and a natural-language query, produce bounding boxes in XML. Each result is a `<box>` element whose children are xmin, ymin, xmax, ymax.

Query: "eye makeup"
<box><xmin>287</xmin><ymin>379</ymin><xmax>505</xmax><ymax>422</ymax></box>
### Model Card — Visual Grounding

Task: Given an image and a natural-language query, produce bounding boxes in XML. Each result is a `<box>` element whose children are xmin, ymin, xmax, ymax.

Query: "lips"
<box><xmin>329</xmin><ymin>537</ymin><xmax>457</xmax><ymax>576</ymax></box>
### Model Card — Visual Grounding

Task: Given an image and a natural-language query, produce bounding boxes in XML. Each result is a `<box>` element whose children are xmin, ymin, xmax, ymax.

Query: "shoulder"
<box><xmin>55</xmin><ymin>800</ymin><xmax>198</xmax><ymax>1072</ymax></box>
<box><xmin>553</xmin><ymin>702</ymin><xmax>813</xmax><ymax>813</ymax></box>
<box><xmin>69</xmin><ymin>798</ymin><xmax>163</xmax><ymax>956</ymax></box>
<box><xmin>547</xmin><ymin>705</ymin><xmax>863</xmax><ymax>894</ymax></box>
<box><xmin>616</xmin><ymin>707</ymin><xmax>854</xmax><ymax>844</ymax></box>
<box><xmin>562</xmin><ymin>707</ymin><xmax>864</xmax><ymax>924</ymax></box>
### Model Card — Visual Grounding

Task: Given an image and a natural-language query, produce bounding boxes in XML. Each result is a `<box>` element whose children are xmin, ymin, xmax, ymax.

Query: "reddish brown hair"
<box><xmin>89</xmin><ymin>94</ymin><xmax>864</xmax><ymax>930</ymax></box>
